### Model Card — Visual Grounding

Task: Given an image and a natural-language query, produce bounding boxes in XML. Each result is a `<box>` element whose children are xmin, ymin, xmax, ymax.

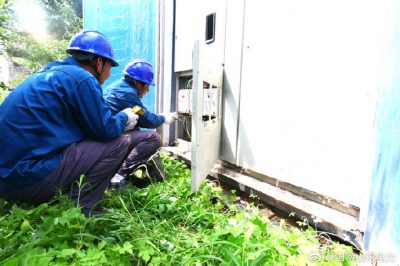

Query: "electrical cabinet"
<box><xmin>203</xmin><ymin>87</ymin><xmax>220</xmax><ymax>118</ymax></box>
<box><xmin>178</xmin><ymin>86</ymin><xmax>220</xmax><ymax>118</ymax></box>
<box><xmin>176</xmin><ymin>76</ymin><xmax>222</xmax><ymax>141</ymax></box>
<box><xmin>175</xmin><ymin>75</ymin><xmax>193</xmax><ymax>143</ymax></box>
<box><xmin>178</xmin><ymin>89</ymin><xmax>192</xmax><ymax>114</ymax></box>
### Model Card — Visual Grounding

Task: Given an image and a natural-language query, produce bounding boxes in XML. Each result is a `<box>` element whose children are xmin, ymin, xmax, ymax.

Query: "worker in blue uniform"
<box><xmin>0</xmin><ymin>30</ymin><xmax>155</xmax><ymax>216</ymax></box>
<box><xmin>103</xmin><ymin>59</ymin><xmax>176</xmax><ymax>187</ymax></box>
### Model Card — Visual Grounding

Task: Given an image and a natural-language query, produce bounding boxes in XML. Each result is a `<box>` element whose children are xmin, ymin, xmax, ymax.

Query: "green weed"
<box><xmin>0</xmin><ymin>153</ymin><xmax>357</xmax><ymax>265</ymax></box>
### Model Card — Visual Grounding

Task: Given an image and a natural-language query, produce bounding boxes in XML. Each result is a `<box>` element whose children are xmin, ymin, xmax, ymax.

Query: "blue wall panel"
<box><xmin>365</xmin><ymin>5</ymin><xmax>400</xmax><ymax>252</ymax></box>
<box><xmin>83</xmin><ymin>0</ymin><xmax>156</xmax><ymax>113</ymax></box>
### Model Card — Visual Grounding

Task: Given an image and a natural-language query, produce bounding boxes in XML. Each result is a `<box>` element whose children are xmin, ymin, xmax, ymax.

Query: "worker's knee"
<box><xmin>119</xmin><ymin>133</ymin><xmax>134</xmax><ymax>147</ymax></box>
<box><xmin>128</xmin><ymin>130</ymin><xmax>161</xmax><ymax>145</ymax></box>
<box><xmin>147</xmin><ymin>132</ymin><xmax>162</xmax><ymax>151</ymax></box>
<box><xmin>106</xmin><ymin>134</ymin><xmax>132</xmax><ymax>158</ymax></box>
<box><xmin>150</xmin><ymin>131</ymin><xmax>161</xmax><ymax>145</ymax></box>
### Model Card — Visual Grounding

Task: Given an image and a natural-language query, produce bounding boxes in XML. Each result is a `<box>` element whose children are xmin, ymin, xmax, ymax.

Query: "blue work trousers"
<box><xmin>0</xmin><ymin>130</ymin><xmax>160</xmax><ymax>214</ymax></box>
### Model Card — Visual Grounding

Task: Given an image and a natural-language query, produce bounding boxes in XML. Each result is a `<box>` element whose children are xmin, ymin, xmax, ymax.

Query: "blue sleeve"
<box><xmin>71</xmin><ymin>78</ymin><xmax>128</xmax><ymax>140</ymax></box>
<box><xmin>119</xmin><ymin>94</ymin><xmax>164</xmax><ymax>129</ymax></box>
<box><xmin>104</xmin><ymin>82</ymin><xmax>165</xmax><ymax>129</ymax></box>
<box><xmin>139</xmin><ymin>108</ymin><xmax>165</xmax><ymax>129</ymax></box>
<box><xmin>117</xmin><ymin>93</ymin><xmax>164</xmax><ymax>129</ymax></box>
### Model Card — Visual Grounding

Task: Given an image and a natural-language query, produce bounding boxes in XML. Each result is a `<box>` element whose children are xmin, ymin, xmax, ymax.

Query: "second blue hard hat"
<box><xmin>123</xmin><ymin>60</ymin><xmax>155</xmax><ymax>86</ymax></box>
<box><xmin>66</xmin><ymin>30</ymin><xmax>119</xmax><ymax>67</ymax></box>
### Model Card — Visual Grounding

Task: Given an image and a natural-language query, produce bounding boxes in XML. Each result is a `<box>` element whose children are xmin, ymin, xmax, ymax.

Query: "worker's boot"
<box><xmin>109</xmin><ymin>173</ymin><xmax>128</xmax><ymax>189</ymax></box>
<box><xmin>128</xmin><ymin>150</ymin><xmax>166</xmax><ymax>188</ymax></box>
<box><xmin>129</xmin><ymin>166</ymin><xmax>152</xmax><ymax>188</ymax></box>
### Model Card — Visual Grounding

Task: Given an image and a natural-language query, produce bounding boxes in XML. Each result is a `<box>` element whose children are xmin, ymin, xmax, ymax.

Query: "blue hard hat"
<box><xmin>123</xmin><ymin>59</ymin><xmax>155</xmax><ymax>86</ymax></box>
<box><xmin>66</xmin><ymin>30</ymin><xmax>119</xmax><ymax>67</ymax></box>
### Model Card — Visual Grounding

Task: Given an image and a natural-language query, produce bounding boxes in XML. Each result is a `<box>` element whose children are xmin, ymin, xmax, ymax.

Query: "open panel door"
<box><xmin>191</xmin><ymin>40</ymin><xmax>224</xmax><ymax>191</ymax></box>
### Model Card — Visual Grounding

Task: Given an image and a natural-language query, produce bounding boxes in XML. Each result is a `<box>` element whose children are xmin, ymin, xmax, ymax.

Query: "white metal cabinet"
<box><xmin>236</xmin><ymin>0</ymin><xmax>390</xmax><ymax>207</ymax></box>
<box><xmin>174</xmin><ymin>0</ymin><xmax>226</xmax><ymax>72</ymax></box>
<box><xmin>219</xmin><ymin>0</ymin><xmax>245</xmax><ymax>164</ymax></box>
<box><xmin>174</xmin><ymin>0</ymin><xmax>202</xmax><ymax>72</ymax></box>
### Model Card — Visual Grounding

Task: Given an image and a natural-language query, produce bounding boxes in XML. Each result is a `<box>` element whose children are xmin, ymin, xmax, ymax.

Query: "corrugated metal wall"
<box><xmin>83</xmin><ymin>0</ymin><xmax>157</xmax><ymax>113</ymax></box>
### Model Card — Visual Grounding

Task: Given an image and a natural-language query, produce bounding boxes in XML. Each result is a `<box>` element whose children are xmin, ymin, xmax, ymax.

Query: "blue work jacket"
<box><xmin>103</xmin><ymin>78</ymin><xmax>165</xmax><ymax>129</ymax></box>
<box><xmin>0</xmin><ymin>57</ymin><xmax>128</xmax><ymax>191</ymax></box>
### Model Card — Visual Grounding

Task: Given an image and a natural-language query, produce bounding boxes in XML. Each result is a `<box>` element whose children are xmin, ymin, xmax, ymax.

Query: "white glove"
<box><xmin>124</xmin><ymin>121</ymin><xmax>137</xmax><ymax>131</ymax></box>
<box><xmin>122</xmin><ymin>108</ymin><xmax>139</xmax><ymax>131</ymax></box>
<box><xmin>162</xmin><ymin>112</ymin><xmax>177</xmax><ymax>124</ymax></box>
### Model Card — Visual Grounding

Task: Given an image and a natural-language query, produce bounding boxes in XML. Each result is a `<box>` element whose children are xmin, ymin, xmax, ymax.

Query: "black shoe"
<box><xmin>110</xmin><ymin>173</ymin><xmax>128</xmax><ymax>189</ymax></box>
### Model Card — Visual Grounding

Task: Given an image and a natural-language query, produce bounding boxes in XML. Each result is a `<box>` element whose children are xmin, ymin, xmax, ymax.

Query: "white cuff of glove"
<box><xmin>122</xmin><ymin>108</ymin><xmax>139</xmax><ymax>131</ymax></box>
<box><xmin>162</xmin><ymin>112</ymin><xmax>177</xmax><ymax>124</ymax></box>
<box><xmin>124</xmin><ymin>121</ymin><xmax>137</xmax><ymax>132</ymax></box>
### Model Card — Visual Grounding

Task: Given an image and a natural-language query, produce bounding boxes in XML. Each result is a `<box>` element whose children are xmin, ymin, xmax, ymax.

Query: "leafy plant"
<box><xmin>0</xmin><ymin>0</ymin><xmax>15</xmax><ymax>50</ymax></box>
<box><xmin>0</xmin><ymin>81</ymin><xmax>10</xmax><ymax>103</ymax></box>
<box><xmin>8</xmin><ymin>33</ymin><xmax>69</xmax><ymax>73</ymax></box>
<box><xmin>0</xmin><ymin>153</ymin><xmax>357</xmax><ymax>265</ymax></box>
<box><xmin>41</xmin><ymin>0</ymin><xmax>82</xmax><ymax>39</ymax></box>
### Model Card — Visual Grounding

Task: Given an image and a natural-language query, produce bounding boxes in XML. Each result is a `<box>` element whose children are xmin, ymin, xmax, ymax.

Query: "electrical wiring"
<box><xmin>187</xmin><ymin>79</ymin><xmax>193</xmax><ymax>89</ymax></box>
<box><xmin>180</xmin><ymin>79</ymin><xmax>193</xmax><ymax>140</ymax></box>
<box><xmin>182</xmin><ymin>115</ymin><xmax>186</xmax><ymax>132</ymax></box>
<box><xmin>185</xmin><ymin>116</ymin><xmax>191</xmax><ymax>140</ymax></box>
<box><xmin>188</xmin><ymin>116</ymin><xmax>191</xmax><ymax>135</ymax></box>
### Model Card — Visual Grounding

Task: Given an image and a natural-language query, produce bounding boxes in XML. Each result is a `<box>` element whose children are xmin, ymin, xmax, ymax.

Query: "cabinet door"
<box><xmin>191</xmin><ymin>41</ymin><xmax>223</xmax><ymax>191</ymax></box>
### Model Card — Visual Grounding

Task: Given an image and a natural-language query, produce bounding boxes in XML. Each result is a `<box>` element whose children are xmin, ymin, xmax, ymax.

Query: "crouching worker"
<box><xmin>0</xmin><ymin>30</ymin><xmax>150</xmax><ymax>217</ymax></box>
<box><xmin>103</xmin><ymin>59</ymin><xmax>176</xmax><ymax>188</ymax></box>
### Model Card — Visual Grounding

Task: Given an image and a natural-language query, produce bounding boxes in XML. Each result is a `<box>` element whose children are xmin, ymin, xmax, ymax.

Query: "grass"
<box><xmin>0</xmin><ymin>153</ymin><xmax>357</xmax><ymax>265</ymax></box>
<box><xmin>0</xmin><ymin>83</ymin><xmax>10</xmax><ymax>104</ymax></box>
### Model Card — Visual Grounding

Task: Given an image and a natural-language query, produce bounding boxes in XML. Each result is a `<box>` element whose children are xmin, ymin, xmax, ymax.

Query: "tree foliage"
<box><xmin>8</xmin><ymin>32</ymin><xmax>69</xmax><ymax>72</ymax></box>
<box><xmin>1</xmin><ymin>0</ymin><xmax>82</xmax><ymax>77</ymax></box>
<box><xmin>40</xmin><ymin>0</ymin><xmax>82</xmax><ymax>39</ymax></box>
<box><xmin>0</xmin><ymin>0</ymin><xmax>82</xmax><ymax>103</ymax></box>
<box><xmin>0</xmin><ymin>0</ymin><xmax>16</xmax><ymax>51</ymax></box>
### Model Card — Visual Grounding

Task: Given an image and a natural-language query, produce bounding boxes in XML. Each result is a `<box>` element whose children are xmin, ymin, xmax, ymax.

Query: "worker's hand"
<box><xmin>162</xmin><ymin>112</ymin><xmax>178</xmax><ymax>124</ymax></box>
<box><xmin>124</xmin><ymin>121</ymin><xmax>137</xmax><ymax>131</ymax></box>
<box><xmin>122</xmin><ymin>108</ymin><xmax>139</xmax><ymax>131</ymax></box>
